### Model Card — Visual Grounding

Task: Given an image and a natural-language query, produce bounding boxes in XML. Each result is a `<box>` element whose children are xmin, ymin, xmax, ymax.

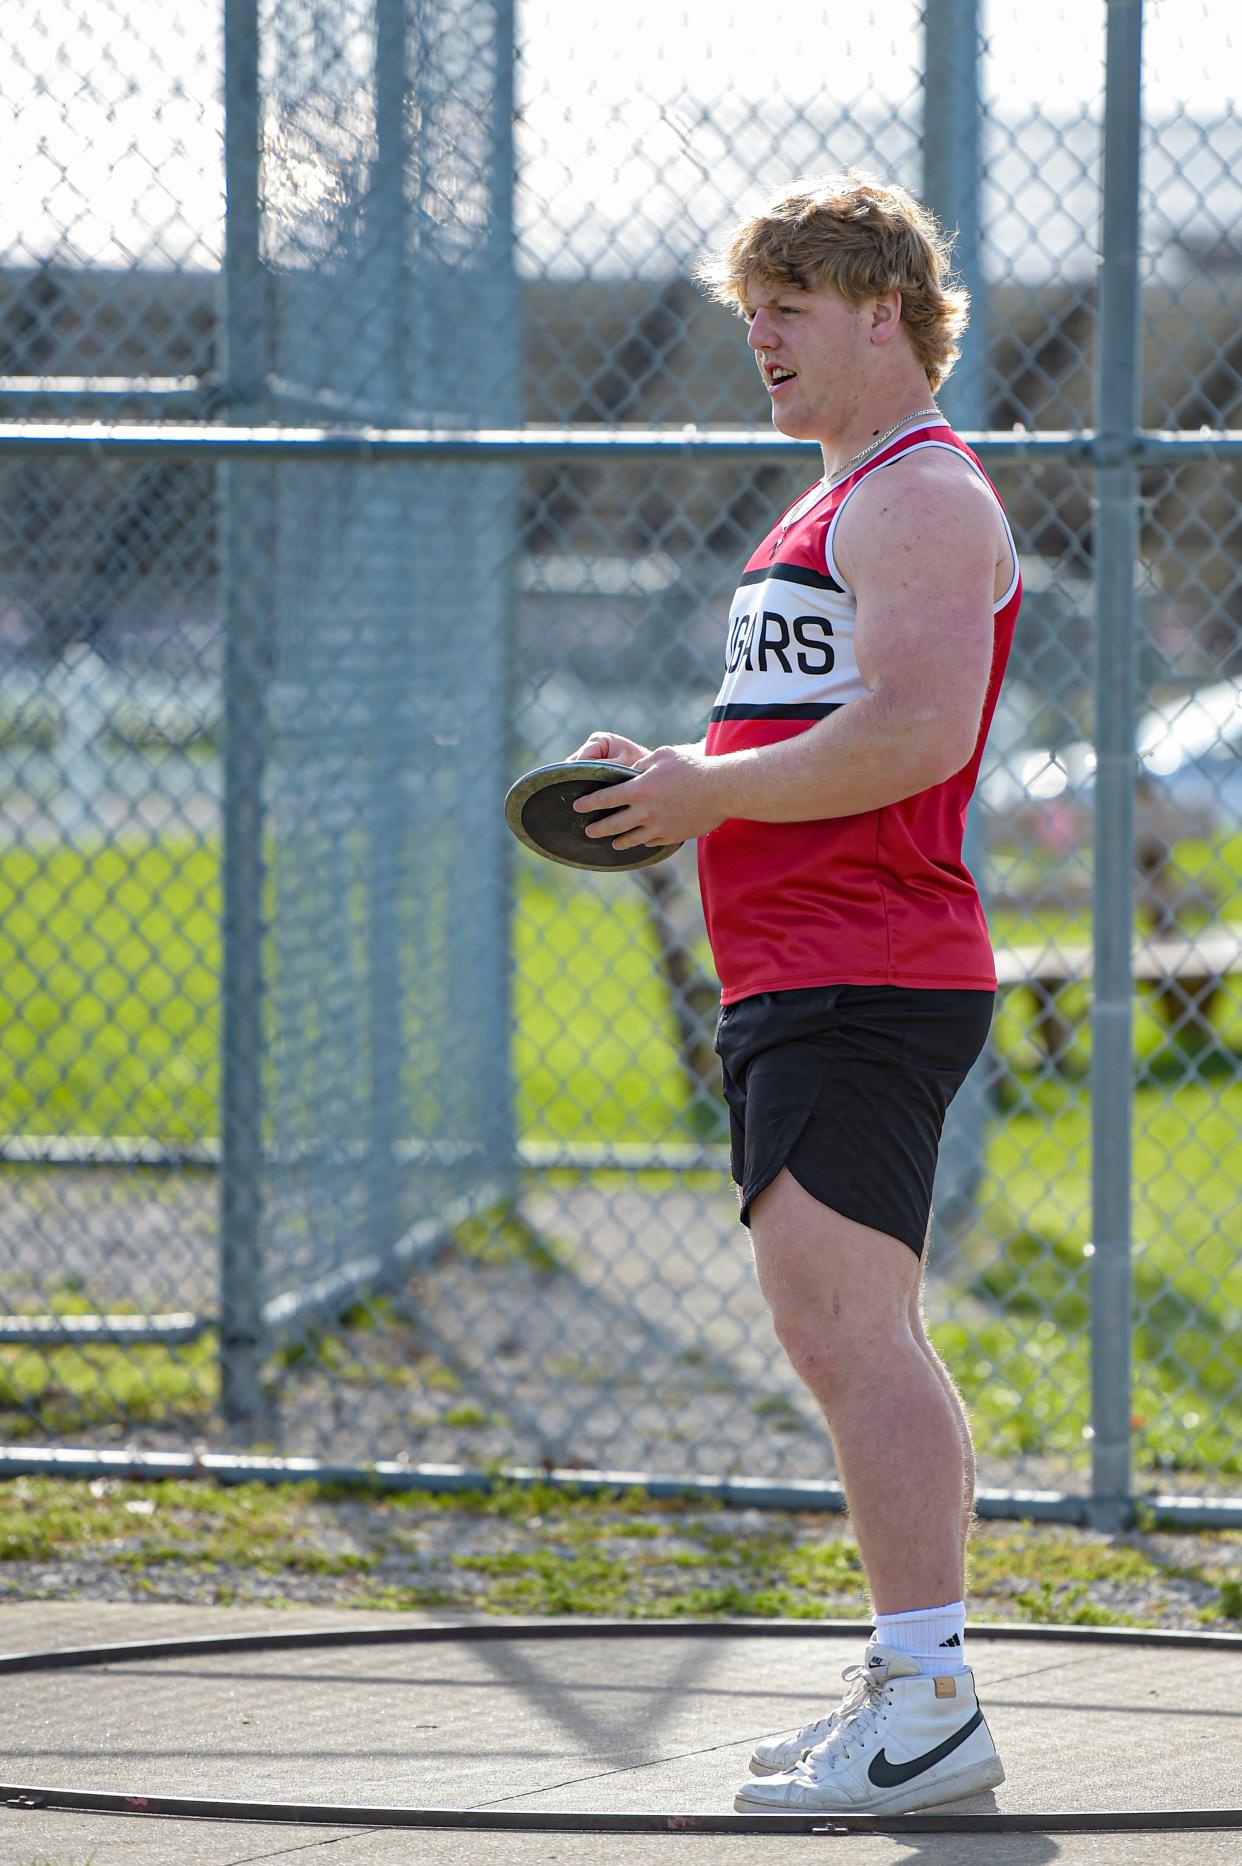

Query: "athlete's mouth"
<box><xmin>765</xmin><ymin>365</ymin><xmax>798</xmax><ymax>394</ymax></box>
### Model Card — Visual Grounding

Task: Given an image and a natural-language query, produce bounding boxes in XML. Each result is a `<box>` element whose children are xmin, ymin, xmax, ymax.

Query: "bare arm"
<box><xmin>574</xmin><ymin>454</ymin><xmax>1001</xmax><ymax>849</ymax></box>
<box><xmin>706</xmin><ymin>454</ymin><xmax>999</xmax><ymax>821</ymax></box>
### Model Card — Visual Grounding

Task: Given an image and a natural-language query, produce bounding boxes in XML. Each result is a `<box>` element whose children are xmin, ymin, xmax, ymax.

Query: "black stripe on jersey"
<box><xmin>738</xmin><ymin>560</ymin><xmax>845</xmax><ymax>593</ymax></box>
<box><xmin>710</xmin><ymin>702</ymin><xmax>844</xmax><ymax>722</ymax></box>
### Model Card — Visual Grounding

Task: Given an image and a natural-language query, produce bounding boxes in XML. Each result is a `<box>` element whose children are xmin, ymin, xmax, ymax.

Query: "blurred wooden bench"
<box><xmin>995</xmin><ymin>926</ymin><xmax>1242</xmax><ymax>1066</ymax></box>
<box><xmin>635</xmin><ymin>853</ymin><xmax>1241</xmax><ymax>1087</ymax></box>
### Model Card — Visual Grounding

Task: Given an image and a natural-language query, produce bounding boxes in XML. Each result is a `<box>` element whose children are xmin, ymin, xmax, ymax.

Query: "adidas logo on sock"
<box><xmin>938</xmin><ymin>1633</ymin><xmax>961</xmax><ymax>1648</ymax></box>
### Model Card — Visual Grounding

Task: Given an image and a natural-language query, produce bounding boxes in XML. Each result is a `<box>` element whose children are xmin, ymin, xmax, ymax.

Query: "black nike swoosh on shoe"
<box><xmin>867</xmin><ymin>1707</ymin><xmax>984</xmax><ymax>1787</ymax></box>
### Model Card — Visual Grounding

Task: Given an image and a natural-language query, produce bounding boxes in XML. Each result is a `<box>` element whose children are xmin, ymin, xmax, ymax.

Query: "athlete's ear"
<box><xmin>869</xmin><ymin>291</ymin><xmax>904</xmax><ymax>345</ymax></box>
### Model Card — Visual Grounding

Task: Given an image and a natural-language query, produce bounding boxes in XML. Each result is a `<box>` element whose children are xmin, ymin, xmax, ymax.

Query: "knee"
<box><xmin>766</xmin><ymin>1299</ymin><xmax>909</xmax><ymax>1405</ymax></box>
<box><xmin>767</xmin><ymin>1307</ymin><xmax>851</xmax><ymax>1401</ymax></box>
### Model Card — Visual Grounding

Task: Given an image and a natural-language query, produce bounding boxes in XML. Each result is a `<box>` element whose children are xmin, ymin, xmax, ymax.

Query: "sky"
<box><xmin>2</xmin><ymin>0</ymin><xmax>1237</xmax><ymax>272</ymax></box>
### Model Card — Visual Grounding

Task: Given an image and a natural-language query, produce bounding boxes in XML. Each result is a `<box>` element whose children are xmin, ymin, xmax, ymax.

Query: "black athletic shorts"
<box><xmin>714</xmin><ymin>983</ymin><xmax>995</xmax><ymax>1256</ymax></box>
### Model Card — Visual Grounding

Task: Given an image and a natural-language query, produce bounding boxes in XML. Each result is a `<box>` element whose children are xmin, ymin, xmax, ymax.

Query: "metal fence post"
<box><xmin>923</xmin><ymin>0</ymin><xmax>989</xmax><ymax>1250</ymax></box>
<box><xmin>923</xmin><ymin>0</ymin><xmax>986</xmax><ymax>430</ymax></box>
<box><xmin>364</xmin><ymin>0</ymin><xmax>410</xmax><ymax>1262</ymax></box>
<box><xmin>482</xmin><ymin>0</ymin><xmax>521</xmax><ymax>1194</ymax></box>
<box><xmin>405</xmin><ymin>0</ymin><xmax>520</xmax><ymax>1204</ymax></box>
<box><xmin>219</xmin><ymin>0</ymin><xmax>271</xmax><ymax>1428</ymax></box>
<box><xmin>1090</xmin><ymin>0</ymin><xmax>1144</xmax><ymax>1528</ymax></box>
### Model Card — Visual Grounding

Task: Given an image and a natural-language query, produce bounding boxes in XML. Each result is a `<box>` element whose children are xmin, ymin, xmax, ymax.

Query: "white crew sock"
<box><xmin>872</xmin><ymin>1600</ymin><xmax>968</xmax><ymax>1676</ymax></box>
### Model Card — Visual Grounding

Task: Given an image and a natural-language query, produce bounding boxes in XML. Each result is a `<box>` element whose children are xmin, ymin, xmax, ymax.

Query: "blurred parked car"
<box><xmin>981</xmin><ymin>678</ymin><xmax>1242</xmax><ymax>848</ymax></box>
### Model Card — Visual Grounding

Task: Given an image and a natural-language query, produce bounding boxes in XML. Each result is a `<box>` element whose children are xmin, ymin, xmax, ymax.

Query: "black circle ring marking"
<box><xmin>2</xmin><ymin>1619</ymin><xmax>1239</xmax><ymax>1835</ymax></box>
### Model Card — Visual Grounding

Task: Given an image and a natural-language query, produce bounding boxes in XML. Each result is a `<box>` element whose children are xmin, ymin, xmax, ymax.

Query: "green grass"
<box><xmin>0</xmin><ymin>1277</ymin><xmax>217</xmax><ymax>1441</ymax></box>
<box><xmin>0</xmin><ymin>839</ymin><xmax>219</xmax><ymax>1138</ymax></box>
<box><xmin>6</xmin><ymin>831</ymin><xmax>1242</xmax><ymax>1138</ymax></box>
<box><xmin>942</xmin><ymin>1085</ymin><xmax>1242</xmax><ymax>1475</ymax></box>
<box><xmin>0</xmin><ymin>1337</ymin><xmax>217</xmax><ymax>1441</ymax></box>
<box><xmin>3</xmin><ymin>830</ymin><xmax>1241</xmax><ymax>1142</ymax></box>
<box><xmin>2</xmin><ymin>833</ymin><xmax>1241</xmax><ymax>1476</ymax></box>
<box><xmin>0</xmin><ymin>1475</ymin><xmax>1239</xmax><ymax>1629</ymax></box>
<box><xmin>513</xmin><ymin>863</ymin><xmax>693</xmax><ymax>1141</ymax></box>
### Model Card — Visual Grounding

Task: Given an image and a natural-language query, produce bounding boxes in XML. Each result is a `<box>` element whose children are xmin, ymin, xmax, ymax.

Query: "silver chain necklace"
<box><xmin>769</xmin><ymin>406</ymin><xmax>941</xmax><ymax>559</ymax></box>
<box><xmin>826</xmin><ymin>406</ymin><xmax>942</xmax><ymax>487</ymax></box>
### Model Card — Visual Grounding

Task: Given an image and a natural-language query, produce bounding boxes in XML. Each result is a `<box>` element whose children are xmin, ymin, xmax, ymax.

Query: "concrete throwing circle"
<box><xmin>2</xmin><ymin>1620</ymin><xmax>1241</xmax><ymax>1835</ymax></box>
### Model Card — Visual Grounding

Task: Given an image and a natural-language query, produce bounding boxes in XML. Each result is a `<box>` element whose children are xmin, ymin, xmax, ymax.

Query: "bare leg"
<box><xmin>909</xmin><ymin>1220</ymin><xmax>977</xmax><ymax>1572</ymax></box>
<box><xmin>749</xmin><ymin>1169</ymin><xmax>966</xmax><ymax>1612</ymax></box>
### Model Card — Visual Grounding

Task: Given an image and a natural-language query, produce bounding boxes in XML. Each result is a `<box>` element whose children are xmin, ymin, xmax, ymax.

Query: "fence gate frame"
<box><xmin>1</xmin><ymin>0</ymin><xmax>1241</xmax><ymax>1528</ymax></box>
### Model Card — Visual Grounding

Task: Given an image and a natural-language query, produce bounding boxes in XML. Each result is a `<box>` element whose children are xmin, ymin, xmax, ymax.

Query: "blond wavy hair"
<box><xmin>694</xmin><ymin>172</ymin><xmax>969</xmax><ymax>393</ymax></box>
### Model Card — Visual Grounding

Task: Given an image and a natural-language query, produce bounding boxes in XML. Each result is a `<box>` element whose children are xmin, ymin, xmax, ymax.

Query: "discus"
<box><xmin>504</xmin><ymin>759</ymin><xmax>683</xmax><ymax>871</ymax></box>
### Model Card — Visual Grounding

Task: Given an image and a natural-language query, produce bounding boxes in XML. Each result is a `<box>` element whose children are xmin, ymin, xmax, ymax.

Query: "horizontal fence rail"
<box><xmin>2</xmin><ymin>422</ymin><xmax>1242</xmax><ymax>461</ymax></box>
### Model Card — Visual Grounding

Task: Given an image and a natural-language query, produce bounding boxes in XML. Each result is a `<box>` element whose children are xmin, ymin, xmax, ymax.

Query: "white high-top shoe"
<box><xmin>749</xmin><ymin>1661</ymin><xmax>869</xmax><ymax>1775</ymax></box>
<box><xmin>736</xmin><ymin>1643</ymin><xmax>1004</xmax><ymax>1815</ymax></box>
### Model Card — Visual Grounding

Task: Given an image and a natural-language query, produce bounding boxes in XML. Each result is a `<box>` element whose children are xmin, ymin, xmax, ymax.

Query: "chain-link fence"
<box><xmin>1</xmin><ymin>1</ymin><xmax>1239</xmax><ymax>1524</ymax></box>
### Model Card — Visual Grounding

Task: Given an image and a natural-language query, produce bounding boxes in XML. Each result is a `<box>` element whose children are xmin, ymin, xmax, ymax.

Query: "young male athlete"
<box><xmin>568</xmin><ymin>173</ymin><xmax>1018</xmax><ymax>1814</ymax></box>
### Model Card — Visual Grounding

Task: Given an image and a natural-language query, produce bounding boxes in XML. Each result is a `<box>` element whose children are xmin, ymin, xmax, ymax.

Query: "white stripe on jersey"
<box><xmin>712</xmin><ymin>434</ymin><xmax>1020</xmax><ymax>722</ymax></box>
<box><xmin>713</xmin><ymin>568</ymin><xmax>866</xmax><ymax>719</ymax></box>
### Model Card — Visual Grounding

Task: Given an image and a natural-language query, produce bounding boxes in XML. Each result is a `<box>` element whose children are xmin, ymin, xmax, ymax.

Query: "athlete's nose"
<box><xmin>747</xmin><ymin>308</ymin><xmax>778</xmax><ymax>351</ymax></box>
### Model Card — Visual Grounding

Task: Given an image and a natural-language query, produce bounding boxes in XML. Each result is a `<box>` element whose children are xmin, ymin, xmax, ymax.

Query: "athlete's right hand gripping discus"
<box><xmin>504</xmin><ymin>760</ymin><xmax>683</xmax><ymax>872</ymax></box>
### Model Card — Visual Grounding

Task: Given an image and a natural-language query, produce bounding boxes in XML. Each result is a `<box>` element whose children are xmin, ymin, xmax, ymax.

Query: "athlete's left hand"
<box><xmin>572</xmin><ymin>742</ymin><xmax>725</xmax><ymax>849</ymax></box>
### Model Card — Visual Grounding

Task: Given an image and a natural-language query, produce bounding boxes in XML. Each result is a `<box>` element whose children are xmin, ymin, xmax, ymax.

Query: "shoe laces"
<box><xmin>780</xmin><ymin>1710</ymin><xmax>834</xmax><ymax>1750</ymax></box>
<box><xmin>800</xmin><ymin>1660</ymin><xmax>888</xmax><ymax>1775</ymax></box>
<box><xmin>780</xmin><ymin>1660</ymin><xmax>868</xmax><ymax>1750</ymax></box>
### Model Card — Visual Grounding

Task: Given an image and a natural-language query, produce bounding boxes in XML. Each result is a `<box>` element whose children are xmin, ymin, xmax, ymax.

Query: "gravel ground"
<box><xmin>7</xmin><ymin>1173</ymin><xmax>1228</xmax><ymax>1502</ymax></box>
<box><xmin>4</xmin><ymin>1176</ymin><xmax>1239</xmax><ymax>1638</ymax></box>
<box><xmin>2</xmin><ymin>1479</ymin><xmax>1240</xmax><ymax>1631</ymax></box>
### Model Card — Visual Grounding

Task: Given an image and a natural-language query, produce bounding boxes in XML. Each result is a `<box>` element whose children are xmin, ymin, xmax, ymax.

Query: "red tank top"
<box><xmin>697</xmin><ymin>419</ymin><xmax>1020</xmax><ymax>1003</ymax></box>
